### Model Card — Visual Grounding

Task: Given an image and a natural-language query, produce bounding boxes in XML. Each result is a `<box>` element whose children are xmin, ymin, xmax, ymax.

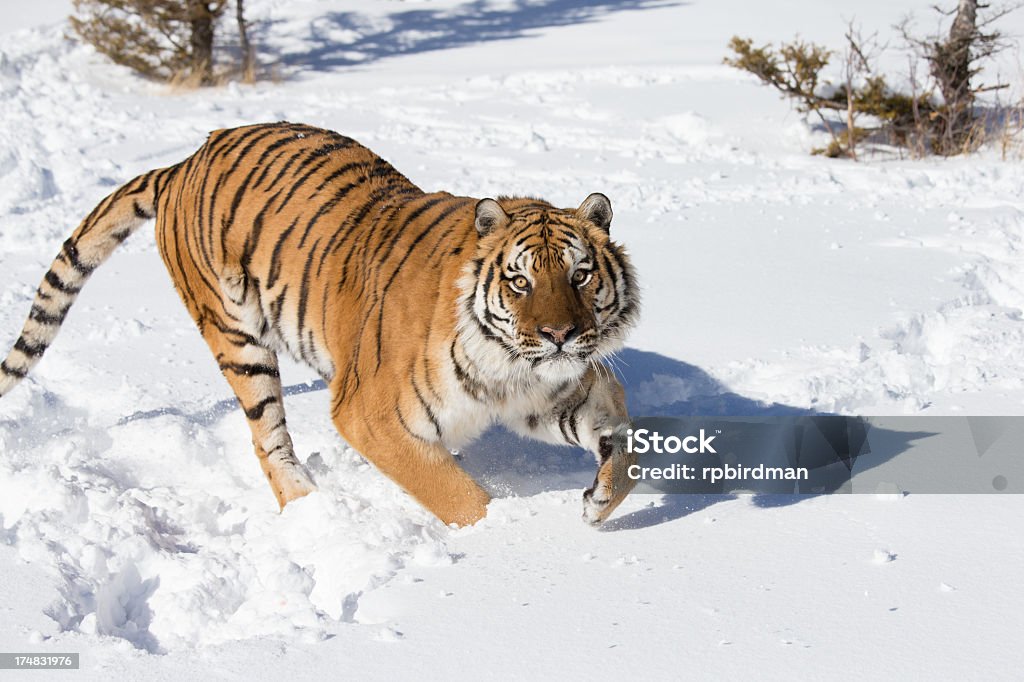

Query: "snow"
<box><xmin>1</xmin><ymin>0</ymin><xmax>1024</xmax><ymax>678</ymax></box>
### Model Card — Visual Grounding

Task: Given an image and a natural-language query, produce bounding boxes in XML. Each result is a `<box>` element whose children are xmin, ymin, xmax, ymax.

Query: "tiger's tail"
<box><xmin>0</xmin><ymin>166</ymin><xmax>176</xmax><ymax>397</ymax></box>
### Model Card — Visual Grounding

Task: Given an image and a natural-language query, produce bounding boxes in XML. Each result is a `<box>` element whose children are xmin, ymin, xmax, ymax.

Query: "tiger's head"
<box><xmin>459</xmin><ymin>193</ymin><xmax>639</xmax><ymax>384</ymax></box>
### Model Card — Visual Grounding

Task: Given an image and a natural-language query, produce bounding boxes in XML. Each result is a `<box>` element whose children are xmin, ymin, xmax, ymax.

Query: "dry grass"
<box><xmin>164</xmin><ymin>58</ymin><xmax>266</xmax><ymax>91</ymax></box>
<box><xmin>165</xmin><ymin>65</ymin><xmax>208</xmax><ymax>90</ymax></box>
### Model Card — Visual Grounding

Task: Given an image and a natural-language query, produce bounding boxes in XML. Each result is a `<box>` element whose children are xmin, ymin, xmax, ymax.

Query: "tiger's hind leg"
<box><xmin>199</xmin><ymin>322</ymin><xmax>317</xmax><ymax>508</ymax></box>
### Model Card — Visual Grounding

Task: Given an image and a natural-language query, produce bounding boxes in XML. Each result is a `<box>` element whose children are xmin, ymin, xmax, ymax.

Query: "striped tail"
<box><xmin>0</xmin><ymin>167</ymin><xmax>174</xmax><ymax>397</ymax></box>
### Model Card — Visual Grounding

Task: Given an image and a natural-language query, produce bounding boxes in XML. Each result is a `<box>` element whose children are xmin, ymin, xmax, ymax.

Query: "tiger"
<box><xmin>0</xmin><ymin>121</ymin><xmax>641</xmax><ymax>527</ymax></box>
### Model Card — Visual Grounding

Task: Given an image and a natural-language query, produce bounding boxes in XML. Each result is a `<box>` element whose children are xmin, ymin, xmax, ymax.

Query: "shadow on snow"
<box><xmin>254</xmin><ymin>0</ymin><xmax>682</xmax><ymax>74</ymax></box>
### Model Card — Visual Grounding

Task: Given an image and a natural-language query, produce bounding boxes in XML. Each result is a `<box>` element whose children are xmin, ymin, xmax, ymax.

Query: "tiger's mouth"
<box><xmin>516</xmin><ymin>329</ymin><xmax>602</xmax><ymax>360</ymax></box>
<box><xmin>518</xmin><ymin>338</ymin><xmax>594</xmax><ymax>363</ymax></box>
<box><xmin>538</xmin><ymin>343</ymin><xmax>596</xmax><ymax>369</ymax></box>
<box><xmin>509</xmin><ymin>325</ymin><xmax>606</xmax><ymax>374</ymax></box>
<box><xmin>532</xmin><ymin>351</ymin><xmax>589</xmax><ymax>382</ymax></box>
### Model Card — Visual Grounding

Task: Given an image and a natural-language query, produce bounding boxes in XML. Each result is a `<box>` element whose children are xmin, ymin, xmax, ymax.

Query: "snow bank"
<box><xmin>0</xmin><ymin>378</ymin><xmax>454</xmax><ymax>651</ymax></box>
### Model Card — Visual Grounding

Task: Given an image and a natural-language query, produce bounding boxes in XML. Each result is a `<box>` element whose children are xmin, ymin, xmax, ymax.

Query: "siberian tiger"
<box><xmin>0</xmin><ymin>122</ymin><xmax>640</xmax><ymax>527</ymax></box>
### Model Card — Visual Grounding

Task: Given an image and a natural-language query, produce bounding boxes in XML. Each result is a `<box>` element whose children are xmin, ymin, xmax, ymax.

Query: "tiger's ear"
<box><xmin>576</xmin><ymin>193</ymin><xmax>613</xmax><ymax>232</ymax></box>
<box><xmin>475</xmin><ymin>199</ymin><xmax>510</xmax><ymax>236</ymax></box>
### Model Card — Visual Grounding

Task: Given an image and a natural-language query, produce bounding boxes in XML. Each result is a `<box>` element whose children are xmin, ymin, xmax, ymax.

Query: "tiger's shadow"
<box><xmin>460</xmin><ymin>350</ymin><xmax>933</xmax><ymax>531</ymax></box>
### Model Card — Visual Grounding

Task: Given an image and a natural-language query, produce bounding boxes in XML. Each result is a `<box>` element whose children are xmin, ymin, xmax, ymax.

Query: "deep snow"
<box><xmin>1</xmin><ymin>0</ymin><xmax>1023</xmax><ymax>679</ymax></box>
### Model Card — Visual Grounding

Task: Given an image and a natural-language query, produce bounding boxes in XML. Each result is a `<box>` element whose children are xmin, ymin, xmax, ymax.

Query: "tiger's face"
<box><xmin>462</xmin><ymin>194</ymin><xmax>639</xmax><ymax>384</ymax></box>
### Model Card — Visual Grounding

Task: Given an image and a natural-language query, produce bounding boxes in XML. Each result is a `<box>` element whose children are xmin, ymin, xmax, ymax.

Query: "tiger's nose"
<box><xmin>538</xmin><ymin>323</ymin><xmax>576</xmax><ymax>346</ymax></box>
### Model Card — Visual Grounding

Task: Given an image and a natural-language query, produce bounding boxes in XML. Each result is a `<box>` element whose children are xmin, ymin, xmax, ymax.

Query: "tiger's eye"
<box><xmin>512</xmin><ymin>275</ymin><xmax>530</xmax><ymax>292</ymax></box>
<box><xmin>572</xmin><ymin>270</ymin><xmax>592</xmax><ymax>286</ymax></box>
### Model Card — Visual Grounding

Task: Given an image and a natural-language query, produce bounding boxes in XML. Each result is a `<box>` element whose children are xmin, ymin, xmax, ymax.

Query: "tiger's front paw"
<box><xmin>581</xmin><ymin>428</ymin><xmax>638</xmax><ymax>527</ymax></box>
<box><xmin>582</xmin><ymin>483</ymin><xmax>612</xmax><ymax>526</ymax></box>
